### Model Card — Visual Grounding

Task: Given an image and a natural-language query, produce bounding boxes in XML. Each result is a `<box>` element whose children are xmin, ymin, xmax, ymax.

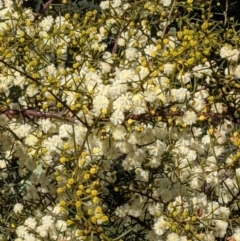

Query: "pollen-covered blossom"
<box><xmin>218</xmin><ymin>206</ymin><xmax>230</xmax><ymax>218</ymax></box>
<box><xmin>100</xmin><ymin>0</ymin><xmax>110</xmax><ymax>9</ymax></box>
<box><xmin>125</xmin><ymin>47</ymin><xmax>139</xmax><ymax>61</ymax></box>
<box><xmin>220</xmin><ymin>45</ymin><xmax>239</xmax><ymax>61</ymax></box>
<box><xmin>52</xmin><ymin>204</ymin><xmax>68</xmax><ymax>217</ymax></box>
<box><xmin>218</xmin><ymin>188</ymin><xmax>233</xmax><ymax>203</ymax></box>
<box><xmin>13</xmin><ymin>123</ymin><xmax>32</xmax><ymax>138</ymax></box>
<box><xmin>115</xmin><ymin>203</ymin><xmax>130</xmax><ymax>217</ymax></box>
<box><xmin>24</xmin><ymin>233</ymin><xmax>36</xmax><ymax>241</ymax></box>
<box><xmin>153</xmin><ymin>216</ymin><xmax>169</xmax><ymax>236</ymax></box>
<box><xmin>152</xmin><ymin>122</ymin><xmax>168</xmax><ymax>139</ymax></box>
<box><xmin>177</xmin><ymin>72</ymin><xmax>191</xmax><ymax>84</ymax></box>
<box><xmin>167</xmin><ymin>36</ymin><xmax>177</xmax><ymax>49</ymax></box>
<box><xmin>233</xmin><ymin>228</ymin><xmax>240</xmax><ymax>241</ymax></box>
<box><xmin>192</xmin><ymin>64</ymin><xmax>204</xmax><ymax>78</ymax></box>
<box><xmin>0</xmin><ymin>0</ymin><xmax>15</xmax><ymax>10</ymax></box>
<box><xmin>38</xmin><ymin>119</ymin><xmax>57</xmax><ymax>134</ymax></box>
<box><xmin>212</xmin><ymin>145</ymin><xmax>225</xmax><ymax>158</ymax></box>
<box><xmin>99</xmin><ymin>26</ymin><xmax>108</xmax><ymax>38</ymax></box>
<box><xmin>115</xmin><ymin>68</ymin><xmax>135</xmax><ymax>83</ymax></box>
<box><xmin>189</xmin><ymin>97</ymin><xmax>206</xmax><ymax>111</ymax></box>
<box><xmin>182</xmin><ymin>110</ymin><xmax>197</xmax><ymax>125</ymax></box>
<box><xmin>112</xmin><ymin>125</ymin><xmax>127</xmax><ymax>141</ymax></box>
<box><xmin>24</xmin><ymin>134</ymin><xmax>38</xmax><ymax>146</ymax></box>
<box><xmin>102</xmin><ymin>51</ymin><xmax>114</xmax><ymax>64</ymax></box>
<box><xmin>42</xmin><ymin>135</ymin><xmax>63</xmax><ymax>154</ymax></box>
<box><xmin>118</xmin><ymin>31</ymin><xmax>129</xmax><ymax>46</ymax></box>
<box><xmin>13</xmin><ymin>203</ymin><xmax>24</xmax><ymax>214</ymax></box>
<box><xmin>128</xmin><ymin>204</ymin><xmax>143</xmax><ymax>217</ymax></box>
<box><xmin>110</xmin><ymin>110</ymin><xmax>125</xmax><ymax>125</ymax></box>
<box><xmin>194</xmin><ymin>88</ymin><xmax>209</xmax><ymax>99</ymax></box>
<box><xmin>39</xmin><ymin>15</ymin><xmax>54</xmax><ymax>32</ymax></box>
<box><xmin>98</xmin><ymin>61</ymin><xmax>112</xmax><ymax>73</ymax></box>
<box><xmin>170</xmin><ymin>88</ymin><xmax>190</xmax><ymax>102</ymax></box>
<box><xmin>144</xmin><ymin>44</ymin><xmax>157</xmax><ymax>57</ymax></box>
<box><xmin>190</xmin><ymin>168</ymin><xmax>204</xmax><ymax>189</ymax></box>
<box><xmin>148</xmin><ymin>202</ymin><xmax>163</xmax><ymax>216</ymax></box>
<box><xmin>131</xmin><ymin>93</ymin><xmax>147</xmax><ymax>115</ymax></box>
<box><xmin>135</xmin><ymin>66</ymin><xmax>149</xmax><ymax>80</ymax></box>
<box><xmin>223</xmin><ymin>178</ymin><xmax>237</xmax><ymax>194</ymax></box>
<box><xmin>192</xmin><ymin>193</ymin><xmax>208</xmax><ymax>209</ymax></box>
<box><xmin>129</xmin><ymin>30</ymin><xmax>148</xmax><ymax>47</ymax></box>
<box><xmin>25</xmin><ymin>84</ymin><xmax>39</xmax><ymax>97</ymax></box>
<box><xmin>148</xmin><ymin>140</ymin><xmax>166</xmax><ymax>157</ymax></box>
<box><xmin>16</xmin><ymin>225</ymin><xmax>28</xmax><ymax>238</ymax></box>
<box><xmin>220</xmin><ymin>45</ymin><xmax>232</xmax><ymax>58</ymax></box>
<box><xmin>205</xmin><ymin>169</ymin><xmax>219</xmax><ymax>186</ymax></box>
<box><xmin>55</xmin><ymin>15</ymin><xmax>67</xmax><ymax>28</ymax></box>
<box><xmin>128</xmin><ymin>131</ymin><xmax>143</xmax><ymax>145</ymax></box>
<box><xmin>118</xmin><ymin>37</ymin><xmax>126</xmax><ymax>46</ymax></box>
<box><xmin>122</xmin><ymin>153</ymin><xmax>139</xmax><ymax>171</ymax></box>
<box><xmin>234</xmin><ymin>64</ymin><xmax>240</xmax><ymax>78</ymax></box>
<box><xmin>167</xmin><ymin>232</ymin><xmax>186</xmax><ymax>241</ymax></box>
<box><xmin>0</xmin><ymin>159</ymin><xmax>6</xmax><ymax>169</ymax></box>
<box><xmin>214</xmin><ymin>127</ymin><xmax>229</xmax><ymax>144</ymax></box>
<box><xmin>199</xmin><ymin>232</ymin><xmax>215</xmax><ymax>241</ymax></box>
<box><xmin>114</xmin><ymin>1</ymin><xmax>130</xmax><ymax>16</ymax></box>
<box><xmin>201</xmin><ymin>61</ymin><xmax>214</xmax><ymax>76</ymax></box>
<box><xmin>0</xmin><ymin>77</ymin><xmax>11</xmax><ymax>95</ymax></box>
<box><xmin>59</xmin><ymin>124</ymin><xmax>74</xmax><ymax>140</ymax></box>
<box><xmin>147</xmin><ymin>156</ymin><xmax>161</xmax><ymax>168</ymax></box>
<box><xmin>136</xmin><ymin>167</ymin><xmax>149</xmax><ymax>181</ymax></box>
<box><xmin>163</xmin><ymin>63</ymin><xmax>175</xmax><ymax>75</ymax></box>
<box><xmin>0</xmin><ymin>114</ymin><xmax>9</xmax><ymax>126</ymax></box>
<box><xmin>24</xmin><ymin>217</ymin><xmax>37</xmax><ymax>229</ymax></box>
<box><xmin>144</xmin><ymin>89</ymin><xmax>158</xmax><ymax>102</ymax></box>
<box><xmin>92</xmin><ymin>95</ymin><xmax>109</xmax><ymax>115</ymax></box>
<box><xmin>13</xmin><ymin>71</ymin><xmax>25</xmax><ymax>88</ymax></box>
<box><xmin>210</xmin><ymin>102</ymin><xmax>224</xmax><ymax>113</ymax></box>
<box><xmin>111</xmin><ymin>79</ymin><xmax>129</xmax><ymax>97</ymax></box>
<box><xmin>214</xmin><ymin>220</ymin><xmax>228</xmax><ymax>237</ymax></box>
<box><xmin>56</xmin><ymin>220</ymin><xmax>67</xmax><ymax>232</ymax></box>
<box><xmin>113</xmin><ymin>92</ymin><xmax>132</xmax><ymax>111</ymax></box>
<box><xmin>36</xmin><ymin>225</ymin><xmax>48</xmax><ymax>237</ymax></box>
<box><xmin>41</xmin><ymin>215</ymin><xmax>55</xmax><ymax>229</ymax></box>
<box><xmin>161</xmin><ymin>0</ymin><xmax>172</xmax><ymax>7</ymax></box>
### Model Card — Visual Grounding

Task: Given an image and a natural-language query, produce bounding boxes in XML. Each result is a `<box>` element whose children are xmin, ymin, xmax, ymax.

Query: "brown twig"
<box><xmin>0</xmin><ymin>59</ymin><xmax>88</xmax><ymax>127</ymax></box>
<box><xmin>2</xmin><ymin>109</ymin><xmax>76</xmax><ymax>123</ymax></box>
<box><xmin>112</xmin><ymin>21</ymin><xmax>125</xmax><ymax>55</ymax></box>
<box><xmin>161</xmin><ymin>0</ymin><xmax>176</xmax><ymax>39</ymax></box>
<box><xmin>33</xmin><ymin>0</ymin><xmax>55</xmax><ymax>21</ymax></box>
<box><xmin>127</xmin><ymin>110</ymin><xmax>240</xmax><ymax>125</ymax></box>
<box><xmin>0</xmin><ymin>94</ymin><xmax>238</xmax><ymax>127</ymax></box>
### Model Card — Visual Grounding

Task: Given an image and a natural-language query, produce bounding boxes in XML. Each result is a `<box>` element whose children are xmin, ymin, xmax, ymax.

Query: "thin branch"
<box><xmin>33</xmin><ymin>0</ymin><xmax>56</xmax><ymax>21</ymax></box>
<box><xmin>112</xmin><ymin>21</ymin><xmax>125</xmax><ymax>55</ymax></box>
<box><xmin>1</xmin><ymin>109</ymin><xmax>76</xmax><ymax>123</ymax></box>
<box><xmin>0</xmin><ymin>59</ymin><xmax>88</xmax><ymax>127</ymax></box>
<box><xmin>161</xmin><ymin>0</ymin><xmax>177</xmax><ymax>39</ymax></box>
<box><xmin>223</xmin><ymin>0</ymin><xmax>229</xmax><ymax>28</ymax></box>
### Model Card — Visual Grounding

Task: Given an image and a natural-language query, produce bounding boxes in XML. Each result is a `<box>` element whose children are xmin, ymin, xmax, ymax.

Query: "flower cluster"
<box><xmin>0</xmin><ymin>0</ymin><xmax>240</xmax><ymax>241</ymax></box>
